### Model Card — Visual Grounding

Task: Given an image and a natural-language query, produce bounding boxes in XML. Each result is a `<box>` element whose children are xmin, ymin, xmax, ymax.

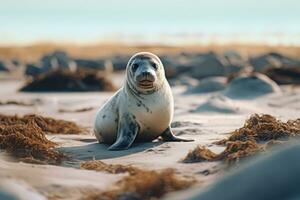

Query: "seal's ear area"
<box><xmin>161</xmin><ymin>127</ymin><xmax>194</xmax><ymax>142</ymax></box>
<box><xmin>108</xmin><ymin>114</ymin><xmax>140</xmax><ymax>151</ymax></box>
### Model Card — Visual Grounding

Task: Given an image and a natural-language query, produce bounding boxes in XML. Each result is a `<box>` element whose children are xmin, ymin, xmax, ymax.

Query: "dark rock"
<box><xmin>0</xmin><ymin>60</ymin><xmax>9</xmax><ymax>72</ymax></box>
<box><xmin>223</xmin><ymin>51</ymin><xmax>246</xmax><ymax>74</ymax></box>
<box><xmin>0</xmin><ymin>190</ymin><xmax>17</xmax><ymax>200</ymax></box>
<box><xmin>264</xmin><ymin>67</ymin><xmax>300</xmax><ymax>85</ymax></box>
<box><xmin>41</xmin><ymin>51</ymin><xmax>71</xmax><ymax>70</ymax></box>
<box><xmin>25</xmin><ymin>64</ymin><xmax>44</xmax><ymax>76</ymax></box>
<box><xmin>20</xmin><ymin>70</ymin><xmax>116</xmax><ymax>92</ymax></box>
<box><xmin>185</xmin><ymin>76</ymin><xmax>227</xmax><ymax>94</ymax></box>
<box><xmin>25</xmin><ymin>50</ymin><xmax>76</xmax><ymax>76</ymax></box>
<box><xmin>188</xmin><ymin>53</ymin><xmax>227</xmax><ymax>79</ymax></box>
<box><xmin>74</xmin><ymin>58</ymin><xmax>110</xmax><ymax>71</ymax></box>
<box><xmin>169</xmin><ymin>76</ymin><xmax>199</xmax><ymax>87</ymax></box>
<box><xmin>171</xmin><ymin>144</ymin><xmax>300</xmax><ymax>200</ymax></box>
<box><xmin>110</xmin><ymin>55</ymin><xmax>131</xmax><ymax>71</ymax></box>
<box><xmin>250</xmin><ymin>52</ymin><xmax>300</xmax><ymax>72</ymax></box>
<box><xmin>250</xmin><ymin>54</ymin><xmax>281</xmax><ymax>72</ymax></box>
<box><xmin>11</xmin><ymin>59</ymin><xmax>21</xmax><ymax>66</ymax></box>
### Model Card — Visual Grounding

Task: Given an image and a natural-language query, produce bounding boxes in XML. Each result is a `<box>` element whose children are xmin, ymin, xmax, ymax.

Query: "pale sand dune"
<box><xmin>0</xmin><ymin>76</ymin><xmax>299</xmax><ymax>199</ymax></box>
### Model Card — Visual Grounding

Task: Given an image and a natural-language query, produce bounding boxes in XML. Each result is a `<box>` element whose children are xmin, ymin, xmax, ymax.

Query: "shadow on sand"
<box><xmin>59</xmin><ymin>141</ymin><xmax>164</xmax><ymax>166</ymax></box>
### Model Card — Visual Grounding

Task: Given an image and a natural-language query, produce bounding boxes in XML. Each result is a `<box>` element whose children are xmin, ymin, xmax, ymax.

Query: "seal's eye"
<box><xmin>151</xmin><ymin>62</ymin><xmax>157</xmax><ymax>70</ymax></box>
<box><xmin>132</xmin><ymin>63</ymin><xmax>139</xmax><ymax>72</ymax></box>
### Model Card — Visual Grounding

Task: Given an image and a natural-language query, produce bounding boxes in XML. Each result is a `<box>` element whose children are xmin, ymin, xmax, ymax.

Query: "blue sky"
<box><xmin>0</xmin><ymin>0</ymin><xmax>299</xmax><ymax>45</ymax></box>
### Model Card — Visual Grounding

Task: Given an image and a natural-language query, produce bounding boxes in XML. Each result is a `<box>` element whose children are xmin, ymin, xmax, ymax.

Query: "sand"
<box><xmin>0</xmin><ymin>77</ymin><xmax>299</xmax><ymax>199</ymax></box>
<box><xmin>0</xmin><ymin>47</ymin><xmax>300</xmax><ymax>199</ymax></box>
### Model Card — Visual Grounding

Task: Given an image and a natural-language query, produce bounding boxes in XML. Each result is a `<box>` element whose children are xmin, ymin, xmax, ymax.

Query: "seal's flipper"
<box><xmin>108</xmin><ymin>114</ymin><xmax>140</xmax><ymax>151</ymax></box>
<box><xmin>161</xmin><ymin>126</ymin><xmax>194</xmax><ymax>142</ymax></box>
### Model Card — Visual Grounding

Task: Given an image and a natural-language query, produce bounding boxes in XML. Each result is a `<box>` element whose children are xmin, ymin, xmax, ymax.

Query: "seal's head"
<box><xmin>126</xmin><ymin>52</ymin><xmax>166</xmax><ymax>93</ymax></box>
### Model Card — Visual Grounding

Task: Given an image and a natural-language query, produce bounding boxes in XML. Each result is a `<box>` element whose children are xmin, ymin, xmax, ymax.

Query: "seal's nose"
<box><xmin>137</xmin><ymin>70</ymin><xmax>155</xmax><ymax>82</ymax></box>
<box><xmin>142</xmin><ymin>71</ymin><xmax>151</xmax><ymax>77</ymax></box>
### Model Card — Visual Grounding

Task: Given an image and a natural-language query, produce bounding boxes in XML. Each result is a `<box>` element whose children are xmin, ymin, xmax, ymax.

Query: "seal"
<box><xmin>94</xmin><ymin>52</ymin><xmax>194</xmax><ymax>150</ymax></box>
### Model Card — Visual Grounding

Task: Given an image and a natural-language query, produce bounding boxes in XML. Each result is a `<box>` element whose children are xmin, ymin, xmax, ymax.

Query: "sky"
<box><xmin>0</xmin><ymin>0</ymin><xmax>300</xmax><ymax>45</ymax></box>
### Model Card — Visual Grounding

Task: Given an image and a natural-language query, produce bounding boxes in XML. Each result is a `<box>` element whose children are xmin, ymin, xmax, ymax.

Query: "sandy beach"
<box><xmin>0</xmin><ymin>44</ymin><xmax>300</xmax><ymax>200</ymax></box>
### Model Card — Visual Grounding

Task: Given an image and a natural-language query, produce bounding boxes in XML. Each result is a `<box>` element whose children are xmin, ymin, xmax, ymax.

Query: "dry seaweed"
<box><xmin>183</xmin><ymin>114</ymin><xmax>300</xmax><ymax>164</ymax></box>
<box><xmin>84</xmin><ymin>168</ymin><xmax>194</xmax><ymax>200</ymax></box>
<box><xmin>20</xmin><ymin>69</ymin><xmax>116</xmax><ymax>92</ymax></box>
<box><xmin>216</xmin><ymin>141</ymin><xmax>262</xmax><ymax>164</ymax></box>
<box><xmin>80</xmin><ymin>160</ymin><xmax>141</xmax><ymax>175</ymax></box>
<box><xmin>0</xmin><ymin>113</ymin><xmax>87</xmax><ymax>163</ymax></box>
<box><xmin>182</xmin><ymin>145</ymin><xmax>217</xmax><ymax>163</ymax></box>
<box><xmin>0</xmin><ymin>120</ymin><xmax>63</xmax><ymax>163</ymax></box>
<box><xmin>216</xmin><ymin>114</ymin><xmax>300</xmax><ymax>145</ymax></box>
<box><xmin>0</xmin><ymin>114</ymin><xmax>86</xmax><ymax>134</ymax></box>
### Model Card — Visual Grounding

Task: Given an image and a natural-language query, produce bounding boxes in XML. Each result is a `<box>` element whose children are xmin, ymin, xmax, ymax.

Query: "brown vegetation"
<box><xmin>216</xmin><ymin>114</ymin><xmax>300</xmax><ymax>145</ymax></box>
<box><xmin>0</xmin><ymin>114</ymin><xmax>85</xmax><ymax>134</ymax></box>
<box><xmin>81</xmin><ymin>161</ymin><xmax>194</xmax><ymax>200</ymax></box>
<box><xmin>80</xmin><ymin>160</ymin><xmax>141</xmax><ymax>175</ymax></box>
<box><xmin>183</xmin><ymin>114</ymin><xmax>300</xmax><ymax>164</ymax></box>
<box><xmin>0</xmin><ymin>113</ymin><xmax>87</xmax><ymax>163</ymax></box>
<box><xmin>84</xmin><ymin>168</ymin><xmax>194</xmax><ymax>200</ymax></box>
<box><xmin>1</xmin><ymin>43</ymin><xmax>300</xmax><ymax>62</ymax></box>
<box><xmin>0</xmin><ymin>118</ymin><xmax>62</xmax><ymax>163</ymax></box>
<box><xmin>182</xmin><ymin>145</ymin><xmax>217</xmax><ymax>163</ymax></box>
<box><xmin>20</xmin><ymin>70</ymin><xmax>116</xmax><ymax>92</ymax></box>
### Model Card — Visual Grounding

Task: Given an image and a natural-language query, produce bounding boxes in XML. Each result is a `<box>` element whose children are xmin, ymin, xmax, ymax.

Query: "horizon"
<box><xmin>1</xmin><ymin>0</ymin><xmax>300</xmax><ymax>46</ymax></box>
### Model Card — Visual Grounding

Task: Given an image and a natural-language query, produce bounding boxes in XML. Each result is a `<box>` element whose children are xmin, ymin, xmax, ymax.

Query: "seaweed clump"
<box><xmin>182</xmin><ymin>141</ymin><xmax>262</xmax><ymax>164</ymax></box>
<box><xmin>0</xmin><ymin>118</ymin><xmax>63</xmax><ymax>163</ymax></box>
<box><xmin>216</xmin><ymin>114</ymin><xmax>300</xmax><ymax>145</ymax></box>
<box><xmin>20</xmin><ymin>69</ymin><xmax>116</xmax><ymax>92</ymax></box>
<box><xmin>0</xmin><ymin>114</ymin><xmax>86</xmax><ymax>163</ymax></box>
<box><xmin>183</xmin><ymin>114</ymin><xmax>300</xmax><ymax>164</ymax></box>
<box><xmin>80</xmin><ymin>160</ymin><xmax>141</xmax><ymax>175</ymax></box>
<box><xmin>0</xmin><ymin>114</ymin><xmax>85</xmax><ymax>134</ymax></box>
<box><xmin>84</xmin><ymin>168</ymin><xmax>194</xmax><ymax>200</ymax></box>
<box><xmin>182</xmin><ymin>145</ymin><xmax>217</xmax><ymax>163</ymax></box>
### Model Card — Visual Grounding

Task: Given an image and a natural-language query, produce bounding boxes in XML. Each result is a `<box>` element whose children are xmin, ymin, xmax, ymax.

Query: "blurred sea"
<box><xmin>0</xmin><ymin>0</ymin><xmax>300</xmax><ymax>45</ymax></box>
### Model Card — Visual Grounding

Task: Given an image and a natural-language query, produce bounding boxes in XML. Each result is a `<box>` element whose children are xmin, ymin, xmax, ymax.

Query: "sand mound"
<box><xmin>20</xmin><ymin>70</ymin><xmax>115</xmax><ymax>92</ymax></box>
<box><xmin>85</xmin><ymin>169</ymin><xmax>193</xmax><ymax>200</ymax></box>
<box><xmin>193</xmin><ymin>95</ymin><xmax>257</xmax><ymax>114</ymax></box>
<box><xmin>185</xmin><ymin>77</ymin><xmax>227</xmax><ymax>94</ymax></box>
<box><xmin>80</xmin><ymin>160</ymin><xmax>141</xmax><ymax>175</ymax></box>
<box><xmin>223</xmin><ymin>73</ymin><xmax>281</xmax><ymax>99</ymax></box>
<box><xmin>183</xmin><ymin>114</ymin><xmax>300</xmax><ymax>164</ymax></box>
<box><xmin>264</xmin><ymin>67</ymin><xmax>300</xmax><ymax>85</ymax></box>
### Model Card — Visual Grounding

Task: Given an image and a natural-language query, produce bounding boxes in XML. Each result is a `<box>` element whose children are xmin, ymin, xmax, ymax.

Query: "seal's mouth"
<box><xmin>137</xmin><ymin>80</ymin><xmax>154</xmax><ymax>89</ymax></box>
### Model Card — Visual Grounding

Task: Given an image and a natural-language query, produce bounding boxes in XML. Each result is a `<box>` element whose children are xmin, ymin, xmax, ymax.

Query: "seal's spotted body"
<box><xmin>94</xmin><ymin>52</ymin><xmax>193</xmax><ymax>150</ymax></box>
